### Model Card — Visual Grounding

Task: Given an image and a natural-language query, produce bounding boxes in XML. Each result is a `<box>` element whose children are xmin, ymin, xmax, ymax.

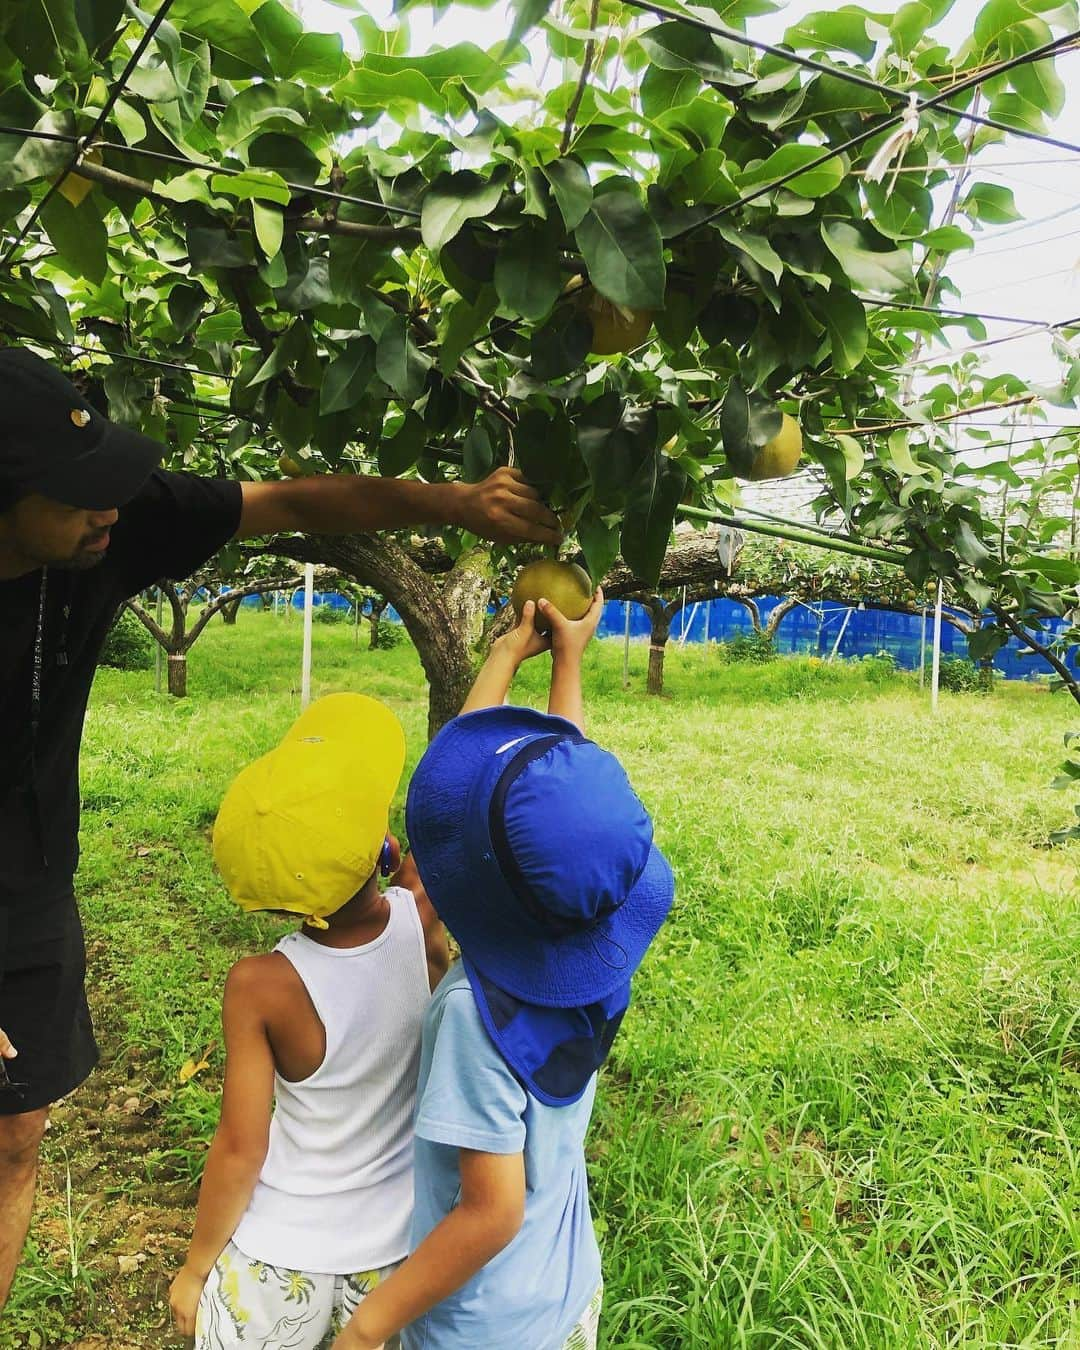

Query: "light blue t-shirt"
<box><xmin>401</xmin><ymin>963</ymin><xmax>601</xmax><ymax>1350</ymax></box>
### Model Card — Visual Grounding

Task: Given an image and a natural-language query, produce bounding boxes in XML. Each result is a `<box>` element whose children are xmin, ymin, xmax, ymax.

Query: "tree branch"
<box><xmin>560</xmin><ymin>0</ymin><xmax>602</xmax><ymax>155</ymax></box>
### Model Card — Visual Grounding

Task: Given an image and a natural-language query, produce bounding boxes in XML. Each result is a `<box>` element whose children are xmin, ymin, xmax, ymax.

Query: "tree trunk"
<box><xmin>167</xmin><ymin>654</ymin><xmax>187</xmax><ymax>698</ymax></box>
<box><xmin>221</xmin><ymin>596</ymin><xmax>242</xmax><ymax>625</ymax></box>
<box><xmin>266</xmin><ymin>534</ymin><xmax>492</xmax><ymax>739</ymax></box>
<box><xmin>369</xmin><ymin>600</ymin><xmax>388</xmax><ymax>651</ymax></box>
<box><xmin>645</xmin><ymin>602</ymin><xmax>673</xmax><ymax>696</ymax></box>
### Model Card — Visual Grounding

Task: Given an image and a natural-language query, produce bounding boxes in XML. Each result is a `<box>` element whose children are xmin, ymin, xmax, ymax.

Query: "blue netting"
<box><xmin>228</xmin><ymin>588</ymin><xmax>1074</xmax><ymax>681</ymax></box>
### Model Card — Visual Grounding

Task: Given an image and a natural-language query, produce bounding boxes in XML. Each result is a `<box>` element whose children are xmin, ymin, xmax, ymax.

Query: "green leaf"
<box><xmin>462</xmin><ymin>423</ymin><xmax>496</xmax><ymax>482</ymax></box>
<box><xmin>39</xmin><ymin>194</ymin><xmax>107</xmax><ymax>285</ymax></box>
<box><xmin>320</xmin><ymin>338</ymin><xmax>376</xmax><ymax>414</ymax></box>
<box><xmin>578</xmin><ymin>393</ymin><xmax>652</xmax><ymax>511</ymax></box>
<box><xmin>439</xmin><ymin>289</ymin><xmax>499</xmax><ymax>378</ymax></box>
<box><xmin>638</xmin><ymin>22</ymin><xmax>741</xmax><ymax>81</ymax></box>
<box><xmin>821</xmin><ymin>222</ymin><xmax>911</xmax><ymax>293</ymax></box>
<box><xmin>211</xmin><ymin>169</ymin><xmax>291</xmax><ymax>206</ymax></box>
<box><xmin>961</xmin><ymin>181</ymin><xmax>1021</xmax><ymax>225</ymax></box>
<box><xmin>575</xmin><ymin>190</ymin><xmax>666</xmax><ymax>312</ymax></box>
<box><xmin>952</xmin><ymin>519</ymin><xmax>994</xmax><ymax>566</ymax></box>
<box><xmin>784</xmin><ymin>7</ymin><xmax>879</xmax><ymax>60</ymax></box>
<box><xmin>507</xmin><ymin>0</ymin><xmax>555</xmax><ymax>48</ymax></box>
<box><xmin>378</xmin><ymin>411</ymin><xmax>426</xmax><ymax>476</ymax></box>
<box><xmin>335</xmin><ymin>64</ymin><xmax>447</xmax><ymax>114</ymax></box>
<box><xmin>251</xmin><ymin>1</ymin><xmax>347</xmax><ymax>83</ymax></box>
<box><xmin>0</xmin><ymin>111</ymin><xmax>73</xmax><ymax>190</ymax></box>
<box><xmin>162</xmin><ymin>0</ymin><xmax>271</xmax><ymax>75</ymax></box>
<box><xmin>153</xmin><ymin>170</ymin><xmax>214</xmax><ymax>205</ymax></box>
<box><xmin>864</xmin><ymin>177</ymin><xmax>933</xmax><ymax>239</ymax></box>
<box><xmin>739</xmin><ymin>145</ymin><xmax>845</xmax><ymax>199</ymax></box>
<box><xmin>252</xmin><ymin>201</ymin><xmax>284</xmax><ymax>261</ymax></box>
<box><xmin>835</xmin><ymin>433</ymin><xmax>865</xmax><ymax>481</ymax></box>
<box><xmin>376</xmin><ymin>315</ymin><xmax>431</xmax><ymax>402</ymax></box>
<box><xmin>887</xmin><ymin>429</ymin><xmax>929</xmax><ymax>477</ymax></box>
<box><xmin>541</xmin><ymin>157</ymin><xmax>592</xmax><ymax>231</ymax></box>
<box><xmin>1000</xmin><ymin>18</ymin><xmax>1066</xmax><ymax>116</ymax></box>
<box><xmin>921</xmin><ymin>225</ymin><xmax>973</xmax><ymax>253</ymax></box>
<box><xmin>494</xmin><ymin>222</ymin><xmax>562</xmax><ymax>321</ymax></box>
<box><xmin>421</xmin><ymin>169</ymin><xmax>507</xmax><ymax>253</ymax></box>
<box><xmin>716</xmin><ymin>223</ymin><xmax>784</xmax><ymax>285</ymax></box>
<box><xmin>273</xmin><ymin>387</ymin><xmax>316</xmax><ymax>455</ymax></box>
<box><xmin>167</xmin><ymin>282</ymin><xmax>205</xmax><ymax>334</ymax></box>
<box><xmin>530</xmin><ymin>308</ymin><xmax>592</xmax><ymax>381</ymax></box>
<box><xmin>328</xmin><ymin>237</ymin><xmax>388</xmax><ymax>307</ymax></box>
<box><xmin>576</xmin><ymin>506</ymin><xmax>621</xmax><ymax>584</ymax></box>
<box><xmin>720</xmin><ymin>379</ymin><xmax>753</xmax><ymax>476</ymax></box>
<box><xmin>620</xmin><ymin>454</ymin><xmax>686</xmax><ymax>587</ymax></box>
<box><xmin>822</xmin><ymin>290</ymin><xmax>868</xmax><ymax>373</ymax></box>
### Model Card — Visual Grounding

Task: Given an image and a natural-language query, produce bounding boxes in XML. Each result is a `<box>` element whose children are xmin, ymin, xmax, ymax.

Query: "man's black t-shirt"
<box><xmin>0</xmin><ymin>471</ymin><xmax>242</xmax><ymax>907</ymax></box>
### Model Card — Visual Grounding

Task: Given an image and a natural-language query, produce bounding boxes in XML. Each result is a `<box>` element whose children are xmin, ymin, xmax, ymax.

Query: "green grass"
<box><xmin>6</xmin><ymin>611</ymin><xmax>1080</xmax><ymax>1349</ymax></box>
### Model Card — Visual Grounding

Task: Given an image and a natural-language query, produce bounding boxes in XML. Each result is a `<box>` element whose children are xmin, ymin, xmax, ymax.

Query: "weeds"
<box><xmin>3</xmin><ymin>616</ymin><xmax>1077</xmax><ymax>1348</ymax></box>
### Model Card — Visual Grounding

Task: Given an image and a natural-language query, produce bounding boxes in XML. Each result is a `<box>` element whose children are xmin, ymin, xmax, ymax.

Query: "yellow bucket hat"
<box><xmin>213</xmin><ymin>693</ymin><xmax>406</xmax><ymax>928</ymax></box>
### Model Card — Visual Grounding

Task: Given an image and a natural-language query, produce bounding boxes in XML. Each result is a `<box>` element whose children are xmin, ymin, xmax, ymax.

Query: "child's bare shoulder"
<box><xmin>224</xmin><ymin>950</ymin><xmax>303</xmax><ymax>1011</ymax></box>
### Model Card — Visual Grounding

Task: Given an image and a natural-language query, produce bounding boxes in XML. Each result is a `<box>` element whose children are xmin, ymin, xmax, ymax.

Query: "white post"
<box><xmin>154</xmin><ymin>587</ymin><xmax>163</xmax><ymax>695</ymax></box>
<box><xmin>704</xmin><ymin>597</ymin><xmax>711</xmax><ymax>646</ymax></box>
<box><xmin>680</xmin><ymin>586</ymin><xmax>688</xmax><ymax>639</ymax></box>
<box><xmin>919</xmin><ymin>606</ymin><xmax>927</xmax><ymax>688</ymax></box>
<box><xmin>301</xmin><ymin>562</ymin><xmax>314</xmax><ymax>709</ymax></box>
<box><xmin>622</xmin><ymin>601</ymin><xmax>631</xmax><ymax>689</ymax></box>
<box><xmin>828</xmin><ymin>607</ymin><xmax>854</xmax><ymax>661</ymax></box>
<box><xmin>931</xmin><ymin>580</ymin><xmax>943</xmax><ymax>713</ymax></box>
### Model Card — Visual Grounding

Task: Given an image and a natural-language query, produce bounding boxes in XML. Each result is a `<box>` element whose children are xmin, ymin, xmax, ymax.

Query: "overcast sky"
<box><xmin>299</xmin><ymin>0</ymin><xmax>1080</xmax><ymax>430</ymax></box>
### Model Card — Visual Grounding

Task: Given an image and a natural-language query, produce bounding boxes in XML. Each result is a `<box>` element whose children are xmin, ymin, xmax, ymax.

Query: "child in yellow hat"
<box><xmin>169</xmin><ymin>693</ymin><xmax>448</xmax><ymax>1350</ymax></box>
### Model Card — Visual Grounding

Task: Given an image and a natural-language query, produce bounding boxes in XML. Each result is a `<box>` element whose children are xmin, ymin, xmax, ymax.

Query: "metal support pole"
<box><xmin>931</xmin><ymin>581</ymin><xmax>944</xmax><ymax>713</ymax></box>
<box><xmin>301</xmin><ymin>563</ymin><xmax>314</xmax><ymax>709</ymax></box>
<box><xmin>828</xmin><ymin>607</ymin><xmax>854</xmax><ymax>661</ymax></box>
<box><xmin>622</xmin><ymin>601</ymin><xmax>631</xmax><ymax>689</ymax></box>
<box><xmin>154</xmin><ymin>587</ymin><xmax>163</xmax><ymax>695</ymax></box>
<box><xmin>919</xmin><ymin>606</ymin><xmax>927</xmax><ymax>688</ymax></box>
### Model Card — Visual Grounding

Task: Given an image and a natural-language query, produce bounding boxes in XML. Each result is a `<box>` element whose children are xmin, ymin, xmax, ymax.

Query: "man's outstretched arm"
<box><xmin>235</xmin><ymin>466</ymin><xmax>560</xmax><ymax>547</ymax></box>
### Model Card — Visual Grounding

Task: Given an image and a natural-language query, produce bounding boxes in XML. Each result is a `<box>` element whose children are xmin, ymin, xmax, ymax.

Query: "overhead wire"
<box><xmin>669</xmin><ymin>24</ymin><xmax>1080</xmax><ymax>241</ymax></box>
<box><xmin>0</xmin><ymin>125</ymin><xmax>421</xmax><ymax>221</ymax></box>
<box><xmin>619</xmin><ymin>0</ymin><xmax>1080</xmax><ymax>154</ymax></box>
<box><xmin>0</xmin><ymin>0</ymin><xmax>178</xmax><ymax>270</ymax></box>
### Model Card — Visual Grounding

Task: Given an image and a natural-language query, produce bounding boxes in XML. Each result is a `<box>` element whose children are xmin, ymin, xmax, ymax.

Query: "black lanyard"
<box><xmin>31</xmin><ymin>566</ymin><xmax>47</xmax><ymax>745</ymax></box>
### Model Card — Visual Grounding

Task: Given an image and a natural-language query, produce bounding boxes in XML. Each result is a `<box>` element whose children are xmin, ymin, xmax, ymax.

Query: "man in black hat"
<box><xmin>0</xmin><ymin>346</ymin><xmax>560</xmax><ymax>1313</ymax></box>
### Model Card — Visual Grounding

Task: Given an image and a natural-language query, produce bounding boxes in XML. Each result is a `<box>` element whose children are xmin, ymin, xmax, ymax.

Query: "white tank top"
<box><xmin>231</xmin><ymin>887</ymin><xmax>431</xmax><ymax>1274</ymax></box>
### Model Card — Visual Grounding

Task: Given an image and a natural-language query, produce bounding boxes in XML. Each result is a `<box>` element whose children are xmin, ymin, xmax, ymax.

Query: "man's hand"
<box><xmin>540</xmin><ymin>586</ymin><xmax>604</xmax><ymax>662</ymax></box>
<box><xmin>0</xmin><ymin>1027</ymin><xmax>16</xmax><ymax>1061</ymax></box>
<box><xmin>455</xmin><ymin>469</ymin><xmax>561</xmax><ymax>546</ymax></box>
<box><xmin>169</xmin><ymin>1264</ymin><xmax>208</xmax><ymax>1337</ymax></box>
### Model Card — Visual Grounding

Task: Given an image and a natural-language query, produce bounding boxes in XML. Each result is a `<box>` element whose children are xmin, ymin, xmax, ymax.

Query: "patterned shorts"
<box><xmin>195</xmin><ymin>1240</ymin><xmax>401</xmax><ymax>1350</ymax></box>
<box><xmin>563</xmin><ymin>1283</ymin><xmax>603</xmax><ymax>1350</ymax></box>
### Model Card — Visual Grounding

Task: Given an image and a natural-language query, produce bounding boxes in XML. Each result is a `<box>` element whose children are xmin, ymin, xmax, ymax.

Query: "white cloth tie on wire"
<box><xmin>864</xmin><ymin>93</ymin><xmax>922</xmax><ymax>194</ymax></box>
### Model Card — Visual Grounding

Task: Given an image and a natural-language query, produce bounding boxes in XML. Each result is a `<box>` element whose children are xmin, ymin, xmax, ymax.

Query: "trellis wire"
<box><xmin>0</xmin><ymin>0</ymin><xmax>178</xmax><ymax>270</ymax></box>
<box><xmin>672</xmin><ymin>26</ymin><xmax>1080</xmax><ymax>240</ymax></box>
<box><xmin>620</xmin><ymin>0</ymin><xmax>1080</xmax><ymax>157</ymax></box>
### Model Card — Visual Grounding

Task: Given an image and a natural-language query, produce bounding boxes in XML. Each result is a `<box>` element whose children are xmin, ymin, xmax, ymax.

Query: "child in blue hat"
<box><xmin>332</xmin><ymin>590</ymin><xmax>675</xmax><ymax>1350</ymax></box>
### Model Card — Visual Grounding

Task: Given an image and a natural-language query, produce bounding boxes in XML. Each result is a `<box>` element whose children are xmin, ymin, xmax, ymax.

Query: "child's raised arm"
<box><xmin>168</xmin><ymin>958</ymin><xmax>276</xmax><ymax>1336</ymax></box>
<box><xmin>460</xmin><ymin>599</ymin><xmax>550</xmax><ymax>714</ymax></box>
<box><xmin>539</xmin><ymin>587</ymin><xmax>604</xmax><ymax>732</ymax></box>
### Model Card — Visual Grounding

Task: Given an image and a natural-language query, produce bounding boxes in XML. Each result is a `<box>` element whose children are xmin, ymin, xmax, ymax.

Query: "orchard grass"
<box><xmin>3</xmin><ymin>611</ymin><xmax>1079</xmax><ymax>1348</ymax></box>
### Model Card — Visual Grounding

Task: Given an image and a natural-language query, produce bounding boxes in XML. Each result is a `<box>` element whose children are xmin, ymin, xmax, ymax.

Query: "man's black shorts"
<box><xmin>0</xmin><ymin>892</ymin><xmax>98</xmax><ymax>1115</ymax></box>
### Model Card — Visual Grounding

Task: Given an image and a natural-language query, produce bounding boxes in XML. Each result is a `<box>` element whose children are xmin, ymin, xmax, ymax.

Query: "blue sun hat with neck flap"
<box><xmin>405</xmin><ymin>705</ymin><xmax>674</xmax><ymax>1105</ymax></box>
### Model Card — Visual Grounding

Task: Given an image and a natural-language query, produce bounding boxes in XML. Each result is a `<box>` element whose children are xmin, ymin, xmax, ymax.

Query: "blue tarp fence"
<box><xmin>230</xmin><ymin>588</ymin><xmax>1074</xmax><ymax>681</ymax></box>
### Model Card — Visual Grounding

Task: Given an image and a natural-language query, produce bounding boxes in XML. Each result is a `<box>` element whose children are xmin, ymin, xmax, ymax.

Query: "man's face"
<box><xmin>0</xmin><ymin>493</ymin><xmax>119</xmax><ymax>570</ymax></box>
